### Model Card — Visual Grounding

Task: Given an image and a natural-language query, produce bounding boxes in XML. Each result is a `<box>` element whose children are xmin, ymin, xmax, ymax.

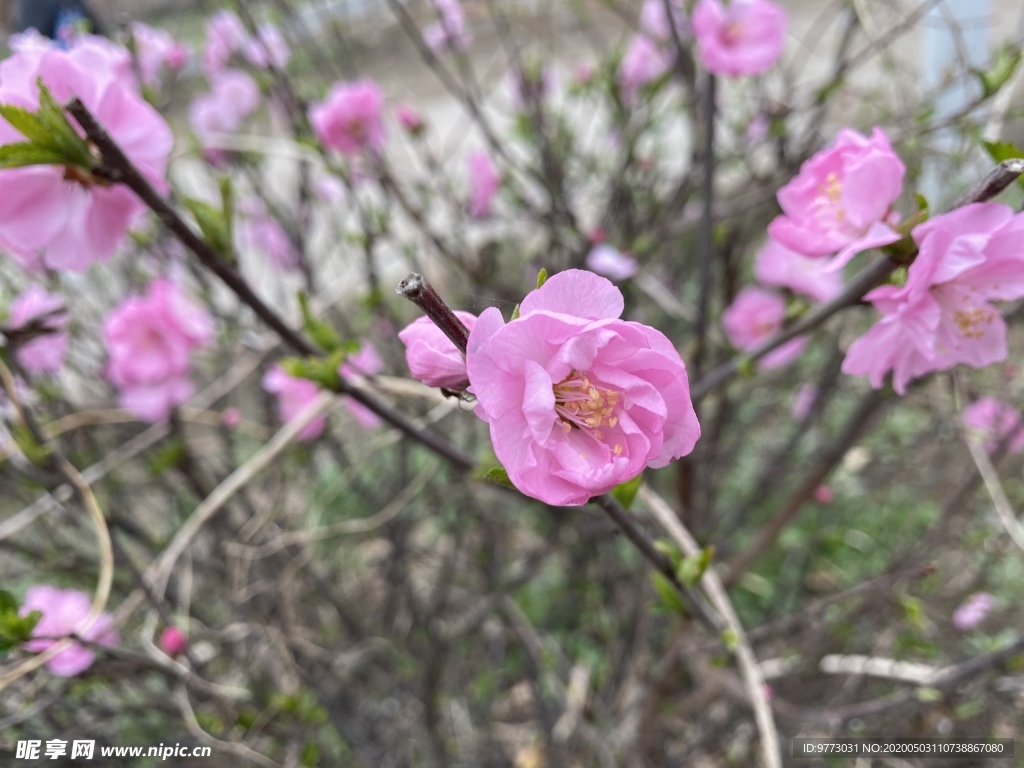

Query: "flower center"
<box><xmin>553</xmin><ymin>370</ymin><xmax>621</xmax><ymax>447</ymax></box>
<box><xmin>953</xmin><ymin>307</ymin><xmax>996</xmax><ymax>339</ymax></box>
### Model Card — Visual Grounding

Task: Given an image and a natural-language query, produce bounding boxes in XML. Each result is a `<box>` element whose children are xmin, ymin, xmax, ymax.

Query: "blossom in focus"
<box><xmin>0</xmin><ymin>44</ymin><xmax>173</xmax><ymax>272</ymax></box>
<box><xmin>189</xmin><ymin>68</ymin><xmax>260</xmax><ymax>148</ymax></box>
<box><xmin>842</xmin><ymin>204</ymin><xmax>1024</xmax><ymax>394</ymax></box>
<box><xmin>467</xmin><ymin>151</ymin><xmax>500</xmax><ymax>218</ymax></box>
<box><xmin>962</xmin><ymin>397</ymin><xmax>1024</xmax><ymax>455</ymax></box>
<box><xmin>722</xmin><ymin>287</ymin><xmax>804</xmax><ymax>369</ymax></box>
<box><xmin>618</xmin><ymin>35</ymin><xmax>671</xmax><ymax>105</ymax></box>
<box><xmin>639</xmin><ymin>0</ymin><xmax>686</xmax><ymax>43</ymax></box>
<box><xmin>129</xmin><ymin>22</ymin><xmax>189</xmax><ymax>87</ymax></box>
<box><xmin>262</xmin><ymin>365</ymin><xmax>326</xmax><ymax>441</ymax></box>
<box><xmin>424</xmin><ymin>0</ymin><xmax>472</xmax><ymax>52</ymax></box>
<box><xmin>159</xmin><ymin>626</ymin><xmax>188</xmax><ymax>657</ymax></box>
<box><xmin>768</xmin><ymin>128</ymin><xmax>905</xmax><ymax>270</ymax></box>
<box><xmin>339</xmin><ymin>341</ymin><xmax>385</xmax><ymax>430</ymax></box>
<box><xmin>202</xmin><ymin>10</ymin><xmax>248</xmax><ymax>75</ymax></box>
<box><xmin>310</xmin><ymin>79</ymin><xmax>386</xmax><ymax>156</ymax></box>
<box><xmin>399</xmin><ymin>312</ymin><xmax>478</xmax><ymax>388</ymax></box>
<box><xmin>243</xmin><ymin>24</ymin><xmax>291</xmax><ymax>70</ymax></box>
<box><xmin>466</xmin><ymin>269</ymin><xmax>700</xmax><ymax>506</ymax></box>
<box><xmin>8</xmin><ymin>286</ymin><xmax>68</xmax><ymax>375</ymax></box>
<box><xmin>691</xmin><ymin>0</ymin><xmax>787</xmax><ymax>77</ymax></box>
<box><xmin>952</xmin><ymin>592</ymin><xmax>993</xmax><ymax>631</ymax></box>
<box><xmin>104</xmin><ymin>279</ymin><xmax>213</xmax><ymax>422</ymax></box>
<box><xmin>20</xmin><ymin>585</ymin><xmax>118</xmax><ymax>677</ymax></box>
<box><xmin>754</xmin><ymin>237</ymin><xmax>843</xmax><ymax>304</ymax></box>
<box><xmin>586</xmin><ymin>244</ymin><xmax>638</xmax><ymax>280</ymax></box>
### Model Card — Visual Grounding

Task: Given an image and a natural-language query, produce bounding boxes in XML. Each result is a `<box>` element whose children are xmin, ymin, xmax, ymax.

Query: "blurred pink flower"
<box><xmin>312</xmin><ymin>175</ymin><xmax>346</xmax><ymax>204</ymax></box>
<box><xmin>202</xmin><ymin>10</ymin><xmax>248</xmax><ymax>75</ymax></box>
<box><xmin>262</xmin><ymin>365</ymin><xmax>326</xmax><ymax>441</ymax></box>
<box><xmin>189</xmin><ymin>68</ymin><xmax>260</xmax><ymax>148</ymax></box>
<box><xmin>221</xmin><ymin>407</ymin><xmax>242</xmax><ymax>428</ymax></box>
<box><xmin>243</xmin><ymin>24</ymin><xmax>290</xmax><ymax>70</ymax></box>
<box><xmin>424</xmin><ymin>0</ymin><xmax>472</xmax><ymax>52</ymax></box>
<box><xmin>237</xmin><ymin>198</ymin><xmax>298</xmax><ymax>271</ymax></box>
<box><xmin>129</xmin><ymin>22</ymin><xmax>189</xmax><ymax>87</ymax></box>
<box><xmin>842</xmin><ymin>204</ymin><xmax>1024</xmax><ymax>394</ymax></box>
<box><xmin>8</xmin><ymin>285</ymin><xmax>68</xmax><ymax>375</ymax></box>
<box><xmin>586</xmin><ymin>244</ymin><xmax>639</xmax><ymax>280</ymax></box>
<box><xmin>813</xmin><ymin>485</ymin><xmax>835</xmax><ymax>504</ymax></box>
<box><xmin>962</xmin><ymin>397</ymin><xmax>1024</xmax><ymax>454</ymax></box>
<box><xmin>952</xmin><ymin>592</ymin><xmax>993</xmax><ymax>631</ymax></box>
<box><xmin>396</xmin><ymin>104</ymin><xmax>425</xmax><ymax>135</ymax></box>
<box><xmin>21</xmin><ymin>586</ymin><xmax>118</xmax><ymax>677</ymax></box>
<box><xmin>399</xmin><ymin>312</ymin><xmax>478</xmax><ymax>388</ymax></box>
<box><xmin>791</xmin><ymin>383</ymin><xmax>818</xmax><ymax>421</ymax></box>
<box><xmin>692</xmin><ymin>0</ymin><xmax>786</xmax><ymax>77</ymax></box>
<box><xmin>0</xmin><ymin>45</ymin><xmax>173</xmax><ymax>272</ymax></box>
<box><xmin>310</xmin><ymin>79</ymin><xmax>386</xmax><ymax>156</ymax></box>
<box><xmin>754</xmin><ymin>237</ymin><xmax>843</xmax><ymax>304</ymax></box>
<box><xmin>467</xmin><ymin>151</ymin><xmax>500</xmax><ymax>218</ymax></box>
<box><xmin>572</xmin><ymin>63</ymin><xmax>595</xmax><ymax>86</ymax></box>
<box><xmin>466</xmin><ymin>269</ymin><xmax>700</xmax><ymax>505</ymax></box>
<box><xmin>639</xmin><ymin>0</ymin><xmax>686</xmax><ymax>43</ymax></box>
<box><xmin>104</xmin><ymin>279</ymin><xmax>213</xmax><ymax>422</ymax></box>
<box><xmin>618</xmin><ymin>35</ymin><xmax>671</xmax><ymax>105</ymax></box>
<box><xmin>768</xmin><ymin>128</ymin><xmax>905</xmax><ymax>270</ymax></box>
<box><xmin>722</xmin><ymin>287</ymin><xmax>804</xmax><ymax>370</ymax></box>
<box><xmin>745</xmin><ymin>113</ymin><xmax>769</xmax><ymax>144</ymax></box>
<box><xmin>159</xmin><ymin>626</ymin><xmax>188</xmax><ymax>657</ymax></box>
<box><xmin>338</xmin><ymin>341</ymin><xmax>383</xmax><ymax>429</ymax></box>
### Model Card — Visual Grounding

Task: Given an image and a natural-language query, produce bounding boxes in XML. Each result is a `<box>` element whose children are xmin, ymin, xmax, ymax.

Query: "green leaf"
<box><xmin>0</xmin><ymin>104</ymin><xmax>51</xmax><ymax>145</ymax></box>
<box><xmin>651</xmin><ymin>572</ymin><xmax>688</xmax><ymax>617</ymax></box>
<box><xmin>12</xmin><ymin>423</ymin><xmax>52</xmax><ymax>466</ymax></box>
<box><xmin>0</xmin><ymin>590</ymin><xmax>18</xmax><ymax>615</ymax></box>
<box><xmin>536</xmin><ymin>267</ymin><xmax>548</xmax><ymax>289</ymax></box>
<box><xmin>721</xmin><ymin>628</ymin><xmax>739</xmax><ymax>651</ymax></box>
<box><xmin>34</xmin><ymin>80</ymin><xmax>94</xmax><ymax>168</ymax></box>
<box><xmin>281</xmin><ymin>356</ymin><xmax>341</xmax><ymax>390</ymax></box>
<box><xmin>975</xmin><ymin>44</ymin><xmax>1022</xmax><ymax>99</ymax></box>
<box><xmin>148</xmin><ymin>438</ymin><xmax>184</xmax><ymax>476</ymax></box>
<box><xmin>510</xmin><ymin>303</ymin><xmax>521</xmax><ymax>321</ymax></box>
<box><xmin>298</xmin><ymin>292</ymin><xmax>343</xmax><ymax>353</ymax></box>
<box><xmin>914</xmin><ymin>193</ymin><xmax>929</xmax><ymax>213</ymax></box>
<box><xmin>611</xmin><ymin>473</ymin><xmax>643</xmax><ymax>509</ymax></box>
<box><xmin>0</xmin><ymin>608</ymin><xmax>41</xmax><ymax>653</ymax></box>
<box><xmin>0</xmin><ymin>142</ymin><xmax>67</xmax><ymax>170</ymax></box>
<box><xmin>677</xmin><ymin>546</ymin><xmax>714</xmax><ymax>587</ymax></box>
<box><xmin>983</xmin><ymin>140</ymin><xmax>1024</xmax><ymax>190</ymax></box>
<box><xmin>481</xmin><ymin>466</ymin><xmax>515</xmax><ymax>489</ymax></box>
<box><xmin>183</xmin><ymin>197</ymin><xmax>233</xmax><ymax>259</ymax></box>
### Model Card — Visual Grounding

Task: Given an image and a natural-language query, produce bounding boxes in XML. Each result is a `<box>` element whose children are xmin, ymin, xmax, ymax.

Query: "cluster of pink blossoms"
<box><xmin>128</xmin><ymin>21</ymin><xmax>189</xmax><ymax>88</ymax></box>
<box><xmin>310</xmin><ymin>80</ymin><xmax>387</xmax><ymax>157</ymax></box>
<box><xmin>103</xmin><ymin>279</ymin><xmax>213</xmax><ymax>422</ymax></box>
<box><xmin>619</xmin><ymin>0</ymin><xmax>786</xmax><ymax>103</ymax></box>
<box><xmin>20</xmin><ymin>586</ymin><xmax>118</xmax><ymax>677</ymax></box>
<box><xmin>0</xmin><ymin>37</ymin><xmax>173</xmax><ymax>272</ymax></box>
<box><xmin>400</xmin><ymin>270</ymin><xmax>700</xmax><ymax>505</ymax></box>
<box><xmin>962</xmin><ymin>397</ymin><xmax>1024</xmax><ymax>455</ymax></box>
<box><xmin>424</xmin><ymin>0</ymin><xmax>472</xmax><ymax>53</ymax></box>
<box><xmin>842</xmin><ymin>203</ymin><xmax>1024</xmax><ymax>393</ymax></box>
<box><xmin>189</xmin><ymin>68</ymin><xmax>260</xmax><ymax>152</ymax></box>
<box><xmin>7</xmin><ymin>286</ymin><xmax>68</xmax><ymax>375</ymax></box>
<box><xmin>202</xmin><ymin>10</ymin><xmax>290</xmax><ymax>76</ymax></box>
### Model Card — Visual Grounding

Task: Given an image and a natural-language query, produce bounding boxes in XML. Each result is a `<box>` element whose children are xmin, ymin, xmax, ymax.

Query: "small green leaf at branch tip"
<box><xmin>651</xmin><ymin>572</ymin><xmax>688</xmax><ymax>617</ymax></box>
<box><xmin>0</xmin><ymin>590</ymin><xmax>18</xmax><ymax>615</ymax></box>
<box><xmin>481</xmin><ymin>466</ymin><xmax>515</xmax><ymax>489</ymax></box>
<box><xmin>975</xmin><ymin>45</ymin><xmax>1022</xmax><ymax>99</ymax></box>
<box><xmin>183</xmin><ymin>197</ymin><xmax>233</xmax><ymax>260</ymax></box>
<box><xmin>510</xmin><ymin>303</ymin><xmax>521</xmax><ymax>321</ymax></box>
<box><xmin>720</xmin><ymin>628</ymin><xmax>739</xmax><ymax>652</ymax></box>
<box><xmin>0</xmin><ymin>597</ymin><xmax>41</xmax><ymax>653</ymax></box>
<box><xmin>914</xmin><ymin>193</ymin><xmax>929</xmax><ymax>213</ymax></box>
<box><xmin>281</xmin><ymin>356</ymin><xmax>341</xmax><ymax>390</ymax></box>
<box><xmin>611</xmin><ymin>473</ymin><xmax>643</xmax><ymax>509</ymax></box>
<box><xmin>536</xmin><ymin>268</ymin><xmax>548</xmax><ymax>289</ymax></box>
<box><xmin>654</xmin><ymin>539</ymin><xmax>683</xmax><ymax>568</ymax></box>
<box><xmin>297</xmin><ymin>292</ymin><xmax>343</xmax><ymax>353</ymax></box>
<box><xmin>0</xmin><ymin>142</ymin><xmax>68</xmax><ymax>169</ymax></box>
<box><xmin>677</xmin><ymin>546</ymin><xmax>714</xmax><ymax>587</ymax></box>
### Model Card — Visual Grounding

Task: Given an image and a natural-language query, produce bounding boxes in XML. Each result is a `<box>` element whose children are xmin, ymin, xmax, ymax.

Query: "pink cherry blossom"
<box><xmin>813</xmin><ymin>485</ymin><xmax>835</xmax><ymax>504</ymax></box>
<box><xmin>424</xmin><ymin>0</ymin><xmax>472</xmax><ymax>53</ymax></box>
<box><xmin>221</xmin><ymin>407</ymin><xmax>242</xmax><ymax>428</ymax></box>
<box><xmin>20</xmin><ymin>585</ymin><xmax>118</xmax><ymax>677</ymax></box>
<box><xmin>396</xmin><ymin>104</ymin><xmax>425</xmax><ymax>134</ymax></box>
<box><xmin>202</xmin><ymin>10</ymin><xmax>248</xmax><ymax>76</ymax></box>
<box><xmin>842</xmin><ymin>204</ymin><xmax>1024</xmax><ymax>394</ymax></box>
<box><xmin>691</xmin><ymin>0</ymin><xmax>787</xmax><ymax>77</ymax></box>
<box><xmin>768</xmin><ymin>128</ymin><xmax>905</xmax><ymax>270</ymax></box>
<box><xmin>189</xmin><ymin>68</ymin><xmax>260</xmax><ymax>148</ymax></box>
<box><xmin>586</xmin><ymin>244</ymin><xmax>639</xmax><ymax>280</ymax></box>
<box><xmin>952</xmin><ymin>592</ymin><xmax>993</xmax><ymax>631</ymax></box>
<box><xmin>722</xmin><ymin>287</ymin><xmax>804</xmax><ymax>370</ymax></box>
<box><xmin>243</xmin><ymin>24</ymin><xmax>291</xmax><ymax>70</ymax></box>
<box><xmin>8</xmin><ymin>285</ymin><xmax>68</xmax><ymax>375</ymax></box>
<box><xmin>262</xmin><ymin>365</ymin><xmax>326</xmax><ymax>441</ymax></box>
<box><xmin>159</xmin><ymin>626</ymin><xmax>188</xmax><ymax>657</ymax></box>
<box><xmin>338</xmin><ymin>341</ymin><xmax>385</xmax><ymax>429</ymax></box>
<box><xmin>310</xmin><ymin>79</ymin><xmax>386</xmax><ymax>156</ymax></box>
<box><xmin>466</xmin><ymin>269</ymin><xmax>700</xmax><ymax>506</ymax></box>
<box><xmin>618</xmin><ymin>35</ymin><xmax>671</xmax><ymax>105</ymax></box>
<box><xmin>312</xmin><ymin>175</ymin><xmax>346</xmax><ymax>204</ymax></box>
<box><xmin>467</xmin><ymin>151</ymin><xmax>500</xmax><ymax>218</ymax></box>
<box><xmin>962</xmin><ymin>397</ymin><xmax>1024</xmax><ymax>454</ymax></box>
<box><xmin>0</xmin><ymin>45</ymin><xmax>173</xmax><ymax>272</ymax></box>
<box><xmin>754</xmin><ymin>237</ymin><xmax>843</xmax><ymax>303</ymax></box>
<box><xmin>399</xmin><ymin>312</ymin><xmax>478</xmax><ymax>388</ymax></box>
<box><xmin>640</xmin><ymin>0</ymin><xmax>686</xmax><ymax>43</ymax></box>
<box><xmin>104</xmin><ymin>279</ymin><xmax>213</xmax><ymax>422</ymax></box>
<box><xmin>237</xmin><ymin>197</ymin><xmax>298</xmax><ymax>271</ymax></box>
<box><xmin>129</xmin><ymin>22</ymin><xmax>189</xmax><ymax>87</ymax></box>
